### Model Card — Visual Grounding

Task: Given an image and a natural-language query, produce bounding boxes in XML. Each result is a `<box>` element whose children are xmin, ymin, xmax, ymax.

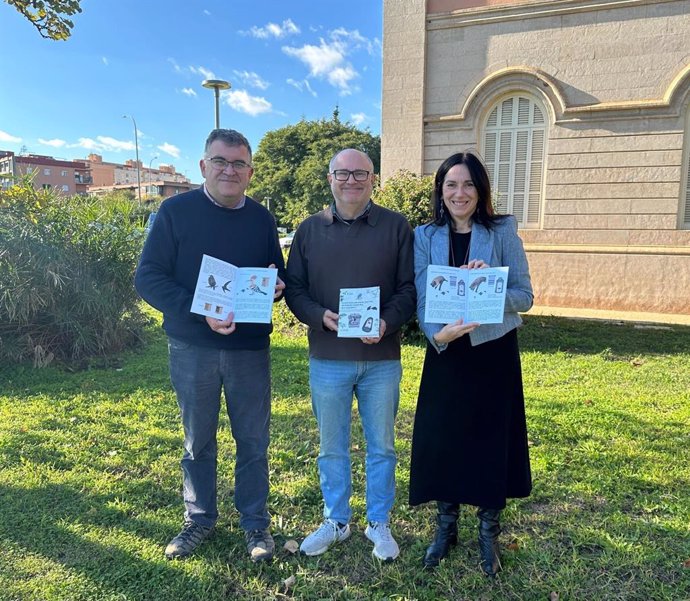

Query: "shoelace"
<box><xmin>246</xmin><ymin>529</ymin><xmax>270</xmax><ymax>546</ymax></box>
<box><xmin>178</xmin><ymin>522</ymin><xmax>208</xmax><ymax>545</ymax></box>
<box><xmin>371</xmin><ymin>523</ymin><xmax>392</xmax><ymax>541</ymax></box>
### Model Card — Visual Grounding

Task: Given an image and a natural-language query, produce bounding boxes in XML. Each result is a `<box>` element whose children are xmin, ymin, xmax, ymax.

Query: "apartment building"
<box><xmin>0</xmin><ymin>151</ymin><xmax>91</xmax><ymax>194</ymax></box>
<box><xmin>85</xmin><ymin>153</ymin><xmax>193</xmax><ymax>198</ymax></box>
<box><xmin>0</xmin><ymin>150</ymin><xmax>194</xmax><ymax>199</ymax></box>
<box><xmin>382</xmin><ymin>0</ymin><xmax>690</xmax><ymax>317</ymax></box>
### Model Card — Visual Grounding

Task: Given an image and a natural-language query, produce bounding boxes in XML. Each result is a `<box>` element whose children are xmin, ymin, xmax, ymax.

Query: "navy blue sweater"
<box><xmin>134</xmin><ymin>189</ymin><xmax>285</xmax><ymax>350</ymax></box>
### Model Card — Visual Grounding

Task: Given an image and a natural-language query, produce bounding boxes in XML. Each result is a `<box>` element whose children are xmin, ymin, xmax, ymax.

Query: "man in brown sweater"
<box><xmin>285</xmin><ymin>148</ymin><xmax>415</xmax><ymax>561</ymax></box>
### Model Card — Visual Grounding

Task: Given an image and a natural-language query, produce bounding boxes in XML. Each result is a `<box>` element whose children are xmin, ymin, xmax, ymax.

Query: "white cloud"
<box><xmin>283</xmin><ymin>39</ymin><xmax>343</xmax><ymax>77</ymax></box>
<box><xmin>203</xmin><ymin>9</ymin><xmax>211</xmax><ymax>16</ymax></box>
<box><xmin>286</xmin><ymin>78</ymin><xmax>317</xmax><ymax>97</ymax></box>
<box><xmin>331</xmin><ymin>28</ymin><xmax>378</xmax><ymax>55</ymax></box>
<box><xmin>304</xmin><ymin>80</ymin><xmax>317</xmax><ymax>97</ymax></box>
<box><xmin>283</xmin><ymin>38</ymin><xmax>358</xmax><ymax>94</ymax></box>
<box><xmin>282</xmin><ymin>28</ymin><xmax>377</xmax><ymax>95</ymax></box>
<box><xmin>328</xmin><ymin>66</ymin><xmax>357</xmax><ymax>95</ymax></box>
<box><xmin>246</xmin><ymin>18</ymin><xmax>300</xmax><ymax>39</ymax></box>
<box><xmin>190</xmin><ymin>65</ymin><xmax>215</xmax><ymax>80</ymax></box>
<box><xmin>0</xmin><ymin>130</ymin><xmax>22</xmax><ymax>143</ymax></box>
<box><xmin>98</xmin><ymin>136</ymin><xmax>135</xmax><ymax>151</ymax></box>
<box><xmin>350</xmin><ymin>112</ymin><xmax>367</xmax><ymax>126</ymax></box>
<box><xmin>158</xmin><ymin>143</ymin><xmax>180</xmax><ymax>159</ymax></box>
<box><xmin>70</xmin><ymin>136</ymin><xmax>134</xmax><ymax>152</ymax></box>
<box><xmin>102</xmin><ymin>56</ymin><xmax>109</xmax><ymax>66</ymax></box>
<box><xmin>233</xmin><ymin>70</ymin><xmax>269</xmax><ymax>90</ymax></box>
<box><xmin>181</xmin><ymin>87</ymin><xmax>197</xmax><ymax>97</ymax></box>
<box><xmin>223</xmin><ymin>90</ymin><xmax>272</xmax><ymax>116</ymax></box>
<box><xmin>38</xmin><ymin>138</ymin><xmax>67</xmax><ymax>148</ymax></box>
<box><xmin>168</xmin><ymin>58</ymin><xmax>183</xmax><ymax>73</ymax></box>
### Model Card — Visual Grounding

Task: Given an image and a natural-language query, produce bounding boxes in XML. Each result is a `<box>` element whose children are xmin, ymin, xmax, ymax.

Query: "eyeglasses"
<box><xmin>205</xmin><ymin>157</ymin><xmax>252</xmax><ymax>172</ymax></box>
<box><xmin>330</xmin><ymin>169</ymin><xmax>371</xmax><ymax>182</ymax></box>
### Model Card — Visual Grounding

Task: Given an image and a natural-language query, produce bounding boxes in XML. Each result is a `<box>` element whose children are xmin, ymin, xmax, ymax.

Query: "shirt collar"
<box><xmin>331</xmin><ymin>199</ymin><xmax>372</xmax><ymax>224</ymax></box>
<box><xmin>203</xmin><ymin>183</ymin><xmax>246</xmax><ymax>209</ymax></box>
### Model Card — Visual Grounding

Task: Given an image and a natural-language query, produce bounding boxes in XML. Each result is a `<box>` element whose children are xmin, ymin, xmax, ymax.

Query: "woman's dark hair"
<box><xmin>430</xmin><ymin>151</ymin><xmax>503</xmax><ymax>230</ymax></box>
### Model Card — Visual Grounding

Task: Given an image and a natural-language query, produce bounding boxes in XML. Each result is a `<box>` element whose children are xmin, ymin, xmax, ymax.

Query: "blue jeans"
<box><xmin>168</xmin><ymin>338</ymin><xmax>271</xmax><ymax>530</ymax></box>
<box><xmin>309</xmin><ymin>358</ymin><xmax>402</xmax><ymax>524</ymax></box>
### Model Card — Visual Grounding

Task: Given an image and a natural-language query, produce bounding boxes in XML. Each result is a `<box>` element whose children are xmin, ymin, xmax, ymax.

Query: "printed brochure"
<box><xmin>190</xmin><ymin>254</ymin><xmax>277</xmax><ymax>324</ymax></box>
<box><xmin>337</xmin><ymin>286</ymin><xmax>380</xmax><ymax>338</ymax></box>
<box><xmin>424</xmin><ymin>265</ymin><xmax>509</xmax><ymax>325</ymax></box>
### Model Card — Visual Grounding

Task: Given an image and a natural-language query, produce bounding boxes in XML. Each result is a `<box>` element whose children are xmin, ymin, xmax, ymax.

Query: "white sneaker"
<box><xmin>300</xmin><ymin>519</ymin><xmax>351</xmax><ymax>556</ymax></box>
<box><xmin>365</xmin><ymin>521</ymin><xmax>400</xmax><ymax>561</ymax></box>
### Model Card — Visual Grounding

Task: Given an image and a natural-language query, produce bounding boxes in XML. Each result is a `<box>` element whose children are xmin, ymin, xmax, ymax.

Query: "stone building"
<box><xmin>382</xmin><ymin>0</ymin><xmax>690</xmax><ymax>317</ymax></box>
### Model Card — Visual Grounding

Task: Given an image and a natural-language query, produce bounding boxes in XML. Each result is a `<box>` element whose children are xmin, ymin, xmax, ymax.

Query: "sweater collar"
<box><xmin>202</xmin><ymin>183</ymin><xmax>246</xmax><ymax>209</ymax></box>
<box><xmin>326</xmin><ymin>200</ymin><xmax>379</xmax><ymax>226</ymax></box>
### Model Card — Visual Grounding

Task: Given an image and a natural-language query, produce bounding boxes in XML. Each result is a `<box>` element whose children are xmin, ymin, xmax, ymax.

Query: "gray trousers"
<box><xmin>168</xmin><ymin>337</ymin><xmax>271</xmax><ymax>530</ymax></box>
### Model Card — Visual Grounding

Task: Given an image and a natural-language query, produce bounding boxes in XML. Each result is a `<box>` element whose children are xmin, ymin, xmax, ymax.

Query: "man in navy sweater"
<box><xmin>135</xmin><ymin>129</ymin><xmax>285</xmax><ymax>562</ymax></box>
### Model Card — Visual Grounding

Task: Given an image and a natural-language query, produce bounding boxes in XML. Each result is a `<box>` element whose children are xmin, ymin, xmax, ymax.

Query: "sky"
<box><xmin>0</xmin><ymin>0</ymin><xmax>383</xmax><ymax>183</ymax></box>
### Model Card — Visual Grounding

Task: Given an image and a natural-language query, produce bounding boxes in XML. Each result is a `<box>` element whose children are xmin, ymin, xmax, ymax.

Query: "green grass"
<box><xmin>0</xmin><ymin>313</ymin><xmax>688</xmax><ymax>600</ymax></box>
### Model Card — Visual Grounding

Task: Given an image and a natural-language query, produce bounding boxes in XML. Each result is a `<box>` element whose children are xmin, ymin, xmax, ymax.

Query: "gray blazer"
<box><xmin>414</xmin><ymin>215</ymin><xmax>533</xmax><ymax>352</ymax></box>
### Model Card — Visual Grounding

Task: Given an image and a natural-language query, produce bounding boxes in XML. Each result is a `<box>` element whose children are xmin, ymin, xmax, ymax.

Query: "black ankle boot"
<box><xmin>477</xmin><ymin>507</ymin><xmax>502</xmax><ymax>576</ymax></box>
<box><xmin>423</xmin><ymin>501</ymin><xmax>459</xmax><ymax>568</ymax></box>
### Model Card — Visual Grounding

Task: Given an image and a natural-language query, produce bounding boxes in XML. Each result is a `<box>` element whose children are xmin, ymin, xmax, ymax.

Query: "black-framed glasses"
<box><xmin>205</xmin><ymin>157</ymin><xmax>252</xmax><ymax>172</ymax></box>
<box><xmin>331</xmin><ymin>169</ymin><xmax>371</xmax><ymax>182</ymax></box>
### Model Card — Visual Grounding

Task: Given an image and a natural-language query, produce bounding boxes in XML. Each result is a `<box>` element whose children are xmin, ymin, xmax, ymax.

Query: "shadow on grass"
<box><xmin>0</xmin><ymin>481</ymin><xmax>208</xmax><ymax>599</ymax></box>
<box><xmin>518</xmin><ymin>315</ymin><xmax>690</xmax><ymax>356</ymax></box>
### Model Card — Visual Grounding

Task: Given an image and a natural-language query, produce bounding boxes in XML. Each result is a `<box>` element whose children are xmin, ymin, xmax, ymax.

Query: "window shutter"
<box><xmin>684</xmin><ymin>119</ymin><xmax>690</xmax><ymax>226</ymax></box>
<box><xmin>483</xmin><ymin>95</ymin><xmax>547</xmax><ymax>228</ymax></box>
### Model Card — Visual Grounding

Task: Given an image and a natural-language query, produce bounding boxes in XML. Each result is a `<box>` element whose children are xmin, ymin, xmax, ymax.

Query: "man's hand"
<box><xmin>206</xmin><ymin>313</ymin><xmax>236</xmax><ymax>335</ymax></box>
<box><xmin>361</xmin><ymin>318</ymin><xmax>386</xmax><ymax>345</ymax></box>
<box><xmin>269</xmin><ymin>264</ymin><xmax>285</xmax><ymax>300</ymax></box>
<box><xmin>323</xmin><ymin>309</ymin><xmax>339</xmax><ymax>332</ymax></box>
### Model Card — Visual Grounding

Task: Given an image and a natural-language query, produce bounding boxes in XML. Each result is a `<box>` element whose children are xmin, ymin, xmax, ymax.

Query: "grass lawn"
<box><xmin>0</xmin><ymin>313</ymin><xmax>688</xmax><ymax>601</ymax></box>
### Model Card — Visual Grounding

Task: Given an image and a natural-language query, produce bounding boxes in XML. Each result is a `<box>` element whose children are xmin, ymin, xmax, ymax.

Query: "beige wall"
<box><xmin>381</xmin><ymin>0</ymin><xmax>428</xmax><ymax>178</ymax></box>
<box><xmin>382</xmin><ymin>0</ymin><xmax>690</xmax><ymax>316</ymax></box>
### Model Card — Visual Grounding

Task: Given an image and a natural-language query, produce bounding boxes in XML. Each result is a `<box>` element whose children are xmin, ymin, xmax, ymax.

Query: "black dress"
<box><xmin>408</xmin><ymin>231</ymin><xmax>531</xmax><ymax>510</ymax></box>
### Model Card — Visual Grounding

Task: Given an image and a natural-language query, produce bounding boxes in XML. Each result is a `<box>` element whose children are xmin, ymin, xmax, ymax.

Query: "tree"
<box><xmin>4</xmin><ymin>0</ymin><xmax>82</xmax><ymax>40</ymax></box>
<box><xmin>248</xmin><ymin>113</ymin><xmax>380</xmax><ymax>229</ymax></box>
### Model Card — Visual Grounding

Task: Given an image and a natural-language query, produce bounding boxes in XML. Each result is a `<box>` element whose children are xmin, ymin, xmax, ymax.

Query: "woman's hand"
<box><xmin>432</xmin><ymin>318</ymin><xmax>479</xmax><ymax>345</ymax></box>
<box><xmin>462</xmin><ymin>259</ymin><xmax>488</xmax><ymax>269</ymax></box>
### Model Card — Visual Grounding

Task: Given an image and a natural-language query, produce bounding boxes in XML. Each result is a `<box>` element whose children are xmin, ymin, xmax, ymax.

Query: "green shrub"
<box><xmin>373</xmin><ymin>169</ymin><xmax>434</xmax><ymax>229</ymax></box>
<box><xmin>0</xmin><ymin>181</ymin><xmax>148</xmax><ymax>366</ymax></box>
<box><xmin>373</xmin><ymin>170</ymin><xmax>435</xmax><ymax>344</ymax></box>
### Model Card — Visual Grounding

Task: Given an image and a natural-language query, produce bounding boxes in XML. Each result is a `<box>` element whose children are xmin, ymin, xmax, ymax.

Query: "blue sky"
<box><xmin>0</xmin><ymin>1</ymin><xmax>383</xmax><ymax>183</ymax></box>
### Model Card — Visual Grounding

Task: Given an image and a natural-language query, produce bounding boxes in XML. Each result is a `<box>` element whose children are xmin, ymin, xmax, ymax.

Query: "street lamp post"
<box><xmin>148</xmin><ymin>155</ymin><xmax>158</xmax><ymax>196</ymax></box>
<box><xmin>202</xmin><ymin>79</ymin><xmax>231</xmax><ymax>129</ymax></box>
<box><xmin>122</xmin><ymin>114</ymin><xmax>142</xmax><ymax>205</ymax></box>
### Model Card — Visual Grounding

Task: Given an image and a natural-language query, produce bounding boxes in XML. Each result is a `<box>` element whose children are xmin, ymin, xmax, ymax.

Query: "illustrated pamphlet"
<box><xmin>337</xmin><ymin>286</ymin><xmax>380</xmax><ymax>338</ymax></box>
<box><xmin>424</xmin><ymin>265</ymin><xmax>509</xmax><ymax>325</ymax></box>
<box><xmin>190</xmin><ymin>254</ymin><xmax>277</xmax><ymax>324</ymax></box>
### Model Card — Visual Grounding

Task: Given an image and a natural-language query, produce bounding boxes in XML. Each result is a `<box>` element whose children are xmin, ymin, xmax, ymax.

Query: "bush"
<box><xmin>373</xmin><ymin>169</ymin><xmax>434</xmax><ymax>229</ymax></box>
<box><xmin>372</xmin><ymin>170</ymin><xmax>435</xmax><ymax>344</ymax></box>
<box><xmin>0</xmin><ymin>181</ymin><xmax>148</xmax><ymax>366</ymax></box>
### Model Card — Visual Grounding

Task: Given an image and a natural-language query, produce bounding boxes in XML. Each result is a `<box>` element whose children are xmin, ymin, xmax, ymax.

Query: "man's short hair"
<box><xmin>204</xmin><ymin>129</ymin><xmax>252</xmax><ymax>161</ymax></box>
<box><xmin>329</xmin><ymin>149</ymin><xmax>374</xmax><ymax>173</ymax></box>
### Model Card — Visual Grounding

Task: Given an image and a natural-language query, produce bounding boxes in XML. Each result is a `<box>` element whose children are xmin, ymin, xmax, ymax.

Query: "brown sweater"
<box><xmin>285</xmin><ymin>202</ymin><xmax>416</xmax><ymax>360</ymax></box>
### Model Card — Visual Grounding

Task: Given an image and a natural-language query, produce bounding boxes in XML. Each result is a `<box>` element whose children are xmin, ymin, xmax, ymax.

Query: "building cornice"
<box><xmin>424</xmin><ymin>63</ymin><xmax>690</xmax><ymax>126</ymax></box>
<box><xmin>524</xmin><ymin>243</ymin><xmax>690</xmax><ymax>256</ymax></box>
<box><xmin>427</xmin><ymin>0</ymin><xmax>680</xmax><ymax>28</ymax></box>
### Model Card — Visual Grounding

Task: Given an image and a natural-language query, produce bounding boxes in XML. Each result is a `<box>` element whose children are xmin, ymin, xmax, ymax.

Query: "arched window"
<box><xmin>482</xmin><ymin>95</ymin><xmax>547</xmax><ymax>228</ymax></box>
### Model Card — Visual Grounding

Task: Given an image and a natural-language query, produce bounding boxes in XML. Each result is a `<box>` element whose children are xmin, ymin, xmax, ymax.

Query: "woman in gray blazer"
<box><xmin>409</xmin><ymin>151</ymin><xmax>534</xmax><ymax>575</ymax></box>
